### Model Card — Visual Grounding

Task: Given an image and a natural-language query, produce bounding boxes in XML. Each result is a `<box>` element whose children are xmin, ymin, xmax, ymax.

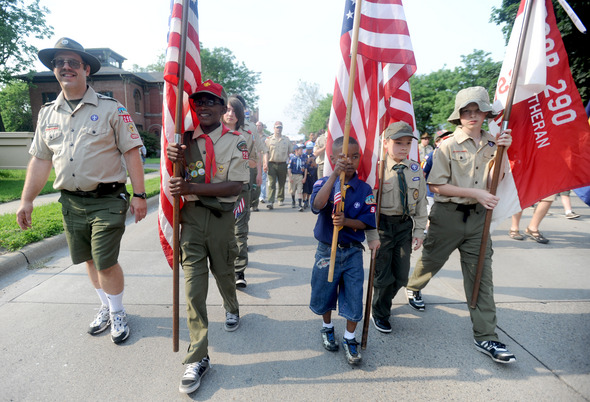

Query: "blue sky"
<box><xmin>32</xmin><ymin>0</ymin><xmax>507</xmax><ymax>138</ymax></box>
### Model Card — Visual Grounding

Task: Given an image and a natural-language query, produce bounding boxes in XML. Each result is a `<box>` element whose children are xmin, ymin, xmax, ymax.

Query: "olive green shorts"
<box><xmin>59</xmin><ymin>191</ymin><xmax>129</xmax><ymax>271</ymax></box>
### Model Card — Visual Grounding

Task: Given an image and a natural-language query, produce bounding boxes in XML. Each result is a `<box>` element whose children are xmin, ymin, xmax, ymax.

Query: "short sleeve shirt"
<box><xmin>29</xmin><ymin>86</ymin><xmax>143</xmax><ymax>191</ymax></box>
<box><xmin>265</xmin><ymin>135</ymin><xmax>292</xmax><ymax>162</ymax></box>
<box><xmin>310</xmin><ymin>174</ymin><xmax>376</xmax><ymax>244</ymax></box>
<box><xmin>314</xmin><ymin>133</ymin><xmax>327</xmax><ymax>164</ymax></box>
<box><xmin>428</xmin><ymin>126</ymin><xmax>497</xmax><ymax>205</ymax></box>
<box><xmin>184</xmin><ymin>124</ymin><xmax>250</xmax><ymax>203</ymax></box>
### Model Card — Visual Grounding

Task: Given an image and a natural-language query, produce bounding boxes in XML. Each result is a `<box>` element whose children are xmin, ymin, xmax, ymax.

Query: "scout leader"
<box><xmin>165</xmin><ymin>80</ymin><xmax>250</xmax><ymax>395</ymax></box>
<box><xmin>17</xmin><ymin>37</ymin><xmax>147</xmax><ymax>345</ymax></box>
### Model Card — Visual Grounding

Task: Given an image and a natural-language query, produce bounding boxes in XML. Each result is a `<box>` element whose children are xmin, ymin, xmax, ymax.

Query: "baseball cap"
<box><xmin>384</xmin><ymin>122</ymin><xmax>417</xmax><ymax>140</ymax></box>
<box><xmin>189</xmin><ymin>80</ymin><xmax>228</xmax><ymax>105</ymax></box>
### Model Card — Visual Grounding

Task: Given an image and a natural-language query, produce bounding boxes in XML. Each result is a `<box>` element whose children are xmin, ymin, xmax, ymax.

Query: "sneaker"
<box><xmin>179</xmin><ymin>356</ymin><xmax>211</xmax><ymax>394</ymax></box>
<box><xmin>252</xmin><ymin>206</ymin><xmax>259</xmax><ymax>212</ymax></box>
<box><xmin>371</xmin><ymin>316</ymin><xmax>392</xmax><ymax>333</ymax></box>
<box><xmin>320</xmin><ymin>327</ymin><xmax>339</xmax><ymax>351</ymax></box>
<box><xmin>110</xmin><ymin>310</ymin><xmax>130</xmax><ymax>344</ymax></box>
<box><xmin>474</xmin><ymin>339</ymin><xmax>516</xmax><ymax>364</ymax></box>
<box><xmin>278</xmin><ymin>200</ymin><xmax>284</xmax><ymax>206</ymax></box>
<box><xmin>235</xmin><ymin>272</ymin><xmax>247</xmax><ymax>288</ymax></box>
<box><xmin>266</xmin><ymin>204</ymin><xmax>274</xmax><ymax>210</ymax></box>
<box><xmin>88</xmin><ymin>305</ymin><xmax>110</xmax><ymax>335</ymax></box>
<box><xmin>407</xmin><ymin>289</ymin><xmax>425</xmax><ymax>311</ymax></box>
<box><xmin>291</xmin><ymin>201</ymin><xmax>296</xmax><ymax>208</ymax></box>
<box><xmin>342</xmin><ymin>337</ymin><xmax>362</xmax><ymax>365</ymax></box>
<box><xmin>224</xmin><ymin>311</ymin><xmax>240</xmax><ymax>332</ymax></box>
<box><xmin>565</xmin><ymin>211</ymin><xmax>580</xmax><ymax>219</ymax></box>
<box><xmin>260</xmin><ymin>199</ymin><xmax>266</xmax><ymax>204</ymax></box>
<box><xmin>298</xmin><ymin>206</ymin><xmax>304</xmax><ymax>212</ymax></box>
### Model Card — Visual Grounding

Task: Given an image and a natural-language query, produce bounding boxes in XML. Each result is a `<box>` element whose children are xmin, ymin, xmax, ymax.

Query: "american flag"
<box><xmin>233</xmin><ymin>197</ymin><xmax>245</xmax><ymax>219</ymax></box>
<box><xmin>158</xmin><ymin>0</ymin><xmax>201</xmax><ymax>268</ymax></box>
<box><xmin>332</xmin><ymin>177</ymin><xmax>343</xmax><ymax>215</ymax></box>
<box><xmin>326</xmin><ymin>0</ymin><xmax>418</xmax><ymax>188</ymax></box>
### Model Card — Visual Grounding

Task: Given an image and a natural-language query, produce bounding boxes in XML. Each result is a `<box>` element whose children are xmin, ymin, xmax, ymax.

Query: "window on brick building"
<box><xmin>42</xmin><ymin>92</ymin><xmax>57</xmax><ymax>104</ymax></box>
<box><xmin>134</xmin><ymin>89</ymin><xmax>141</xmax><ymax>113</ymax></box>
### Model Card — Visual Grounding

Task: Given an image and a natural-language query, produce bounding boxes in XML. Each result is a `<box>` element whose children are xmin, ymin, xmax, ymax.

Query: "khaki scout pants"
<box><xmin>235</xmin><ymin>183</ymin><xmax>251</xmax><ymax>272</ymax></box>
<box><xmin>267</xmin><ymin>161</ymin><xmax>287</xmax><ymax>204</ymax></box>
<box><xmin>407</xmin><ymin>202</ymin><xmax>499</xmax><ymax>341</ymax></box>
<box><xmin>180</xmin><ymin>203</ymin><xmax>240</xmax><ymax>364</ymax></box>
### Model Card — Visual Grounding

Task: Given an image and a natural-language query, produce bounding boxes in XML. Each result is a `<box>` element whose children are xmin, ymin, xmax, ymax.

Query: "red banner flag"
<box><xmin>491</xmin><ymin>0</ymin><xmax>590</xmax><ymax>226</ymax></box>
<box><xmin>325</xmin><ymin>0</ymin><xmax>418</xmax><ymax>188</ymax></box>
<box><xmin>158</xmin><ymin>0</ymin><xmax>201</xmax><ymax>267</ymax></box>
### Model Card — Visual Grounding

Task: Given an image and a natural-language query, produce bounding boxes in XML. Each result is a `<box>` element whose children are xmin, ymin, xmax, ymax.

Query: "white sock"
<box><xmin>344</xmin><ymin>330</ymin><xmax>356</xmax><ymax>340</ymax></box>
<box><xmin>322</xmin><ymin>321</ymin><xmax>334</xmax><ymax>329</ymax></box>
<box><xmin>95</xmin><ymin>288</ymin><xmax>109</xmax><ymax>307</ymax></box>
<box><xmin>106</xmin><ymin>290</ymin><xmax>124</xmax><ymax>313</ymax></box>
<box><xmin>565</xmin><ymin>210</ymin><xmax>572</xmax><ymax>214</ymax></box>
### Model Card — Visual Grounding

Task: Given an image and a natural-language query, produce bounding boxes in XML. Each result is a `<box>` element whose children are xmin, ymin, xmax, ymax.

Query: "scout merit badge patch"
<box><xmin>410</xmin><ymin>163</ymin><xmax>419</xmax><ymax>172</ymax></box>
<box><xmin>237</xmin><ymin>140</ymin><xmax>249</xmax><ymax>160</ymax></box>
<box><xmin>413</xmin><ymin>189</ymin><xmax>419</xmax><ymax>200</ymax></box>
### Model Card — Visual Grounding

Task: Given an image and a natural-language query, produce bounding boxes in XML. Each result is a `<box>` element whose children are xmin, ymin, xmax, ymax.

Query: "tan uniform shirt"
<box><xmin>379</xmin><ymin>156</ymin><xmax>428</xmax><ymax>239</ymax></box>
<box><xmin>314</xmin><ymin>133</ymin><xmax>327</xmax><ymax>165</ymax></box>
<box><xmin>30</xmin><ymin>86</ymin><xmax>143</xmax><ymax>192</ymax></box>
<box><xmin>184</xmin><ymin>124</ymin><xmax>250</xmax><ymax>203</ymax></box>
<box><xmin>265</xmin><ymin>135</ymin><xmax>292</xmax><ymax>162</ymax></box>
<box><xmin>428</xmin><ymin>126</ymin><xmax>496</xmax><ymax>205</ymax></box>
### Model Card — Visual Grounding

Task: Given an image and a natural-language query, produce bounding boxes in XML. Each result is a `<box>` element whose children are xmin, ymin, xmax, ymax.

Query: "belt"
<box><xmin>321</xmin><ymin>241</ymin><xmax>364</xmax><ymax>250</ymax></box>
<box><xmin>453</xmin><ymin>203</ymin><xmax>478</xmax><ymax>222</ymax></box>
<box><xmin>62</xmin><ymin>182</ymin><xmax>125</xmax><ymax>198</ymax></box>
<box><xmin>380</xmin><ymin>214</ymin><xmax>410</xmax><ymax>222</ymax></box>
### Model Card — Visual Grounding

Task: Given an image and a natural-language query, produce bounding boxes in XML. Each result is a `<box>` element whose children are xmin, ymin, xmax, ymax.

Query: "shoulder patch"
<box><xmin>410</xmin><ymin>163</ymin><xmax>420</xmax><ymax>172</ymax></box>
<box><xmin>365</xmin><ymin>194</ymin><xmax>376</xmax><ymax>205</ymax></box>
<box><xmin>237</xmin><ymin>140</ymin><xmax>248</xmax><ymax>151</ymax></box>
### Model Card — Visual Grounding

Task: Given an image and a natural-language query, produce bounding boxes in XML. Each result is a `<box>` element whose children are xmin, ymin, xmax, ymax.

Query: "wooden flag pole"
<box><xmin>172</xmin><ymin>0</ymin><xmax>190</xmax><ymax>352</ymax></box>
<box><xmin>328</xmin><ymin>0</ymin><xmax>363</xmax><ymax>282</ymax></box>
<box><xmin>361</xmin><ymin>134</ymin><xmax>386</xmax><ymax>349</ymax></box>
<box><xmin>470</xmin><ymin>0</ymin><xmax>535</xmax><ymax>309</ymax></box>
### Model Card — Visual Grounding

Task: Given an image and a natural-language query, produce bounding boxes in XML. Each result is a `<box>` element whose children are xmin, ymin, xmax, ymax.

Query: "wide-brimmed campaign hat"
<box><xmin>38</xmin><ymin>37</ymin><xmax>101</xmax><ymax>75</ymax></box>
<box><xmin>447</xmin><ymin>86</ymin><xmax>497</xmax><ymax>125</ymax></box>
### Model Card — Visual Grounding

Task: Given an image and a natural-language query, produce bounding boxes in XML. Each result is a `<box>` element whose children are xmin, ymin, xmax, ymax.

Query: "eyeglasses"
<box><xmin>191</xmin><ymin>99</ymin><xmax>223</xmax><ymax>107</ymax></box>
<box><xmin>275</xmin><ymin>126</ymin><xmax>283</xmax><ymax>129</ymax></box>
<box><xmin>51</xmin><ymin>58</ymin><xmax>84</xmax><ymax>69</ymax></box>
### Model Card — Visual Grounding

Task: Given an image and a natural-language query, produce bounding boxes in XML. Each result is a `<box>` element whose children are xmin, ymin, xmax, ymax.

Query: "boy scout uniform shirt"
<box><xmin>238</xmin><ymin>127</ymin><xmax>258</xmax><ymax>165</ymax></box>
<box><xmin>313</xmin><ymin>133</ymin><xmax>327</xmax><ymax>165</ymax></box>
<box><xmin>379</xmin><ymin>155</ymin><xmax>428</xmax><ymax>239</ymax></box>
<box><xmin>265</xmin><ymin>135</ymin><xmax>292</xmax><ymax>162</ymax></box>
<box><xmin>310</xmin><ymin>174</ymin><xmax>376</xmax><ymax>244</ymax></box>
<box><xmin>183</xmin><ymin>124</ymin><xmax>250</xmax><ymax>203</ymax></box>
<box><xmin>29</xmin><ymin>87</ymin><xmax>143</xmax><ymax>192</ymax></box>
<box><xmin>428</xmin><ymin>127</ymin><xmax>497</xmax><ymax>205</ymax></box>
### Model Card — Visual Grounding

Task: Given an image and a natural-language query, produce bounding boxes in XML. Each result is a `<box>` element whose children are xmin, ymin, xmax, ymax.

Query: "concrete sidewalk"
<box><xmin>0</xmin><ymin>195</ymin><xmax>589</xmax><ymax>401</ymax></box>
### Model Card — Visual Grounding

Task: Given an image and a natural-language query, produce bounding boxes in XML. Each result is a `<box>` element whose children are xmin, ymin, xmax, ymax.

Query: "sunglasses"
<box><xmin>275</xmin><ymin>126</ymin><xmax>283</xmax><ymax>129</ymax></box>
<box><xmin>51</xmin><ymin>58</ymin><xmax>84</xmax><ymax>69</ymax></box>
<box><xmin>191</xmin><ymin>99</ymin><xmax>223</xmax><ymax>107</ymax></box>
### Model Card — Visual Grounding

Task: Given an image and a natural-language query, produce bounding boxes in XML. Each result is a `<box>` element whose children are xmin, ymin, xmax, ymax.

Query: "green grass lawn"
<box><xmin>0</xmin><ymin>176</ymin><xmax>161</xmax><ymax>252</ymax></box>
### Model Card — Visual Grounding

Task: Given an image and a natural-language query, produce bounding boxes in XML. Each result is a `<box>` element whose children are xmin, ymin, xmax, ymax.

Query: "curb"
<box><xmin>0</xmin><ymin>195</ymin><xmax>160</xmax><ymax>277</ymax></box>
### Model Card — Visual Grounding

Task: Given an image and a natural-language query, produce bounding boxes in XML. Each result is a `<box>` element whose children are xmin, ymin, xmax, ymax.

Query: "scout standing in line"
<box><xmin>309</xmin><ymin>137</ymin><xmax>379</xmax><ymax>365</ymax></box>
<box><xmin>405</xmin><ymin>86</ymin><xmax>516</xmax><ymax>364</ymax></box>
<box><xmin>366</xmin><ymin>122</ymin><xmax>427</xmax><ymax>333</ymax></box>
<box><xmin>17</xmin><ymin>37</ymin><xmax>147</xmax><ymax>345</ymax></box>
<box><xmin>166</xmin><ymin>80</ymin><xmax>250</xmax><ymax>394</ymax></box>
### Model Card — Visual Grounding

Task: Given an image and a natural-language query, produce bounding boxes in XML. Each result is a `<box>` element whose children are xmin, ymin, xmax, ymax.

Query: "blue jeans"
<box><xmin>260</xmin><ymin>171</ymin><xmax>267</xmax><ymax>200</ymax></box>
<box><xmin>309</xmin><ymin>242</ymin><xmax>364</xmax><ymax>322</ymax></box>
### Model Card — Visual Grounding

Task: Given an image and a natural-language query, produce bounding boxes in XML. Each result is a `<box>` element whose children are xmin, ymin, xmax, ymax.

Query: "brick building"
<box><xmin>21</xmin><ymin>48</ymin><xmax>164</xmax><ymax>136</ymax></box>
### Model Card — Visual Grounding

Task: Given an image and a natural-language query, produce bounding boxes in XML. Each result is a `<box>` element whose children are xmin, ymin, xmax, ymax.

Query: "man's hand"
<box><xmin>368</xmin><ymin>239</ymin><xmax>381</xmax><ymax>259</ymax></box>
<box><xmin>129</xmin><ymin>197</ymin><xmax>147</xmax><ymax>223</ymax></box>
<box><xmin>412</xmin><ymin>237</ymin><xmax>423</xmax><ymax>251</ymax></box>
<box><xmin>166</xmin><ymin>143</ymin><xmax>186</xmax><ymax>163</ymax></box>
<box><xmin>169</xmin><ymin>176</ymin><xmax>192</xmax><ymax>196</ymax></box>
<box><xmin>473</xmin><ymin>189</ymin><xmax>500</xmax><ymax>210</ymax></box>
<box><xmin>16</xmin><ymin>201</ymin><xmax>34</xmax><ymax>230</ymax></box>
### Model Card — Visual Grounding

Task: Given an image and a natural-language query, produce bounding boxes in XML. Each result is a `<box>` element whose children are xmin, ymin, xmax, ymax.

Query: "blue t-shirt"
<box><xmin>423</xmin><ymin>149</ymin><xmax>435</xmax><ymax>197</ymax></box>
<box><xmin>288</xmin><ymin>154</ymin><xmax>306</xmax><ymax>175</ymax></box>
<box><xmin>310</xmin><ymin>174</ymin><xmax>376</xmax><ymax>244</ymax></box>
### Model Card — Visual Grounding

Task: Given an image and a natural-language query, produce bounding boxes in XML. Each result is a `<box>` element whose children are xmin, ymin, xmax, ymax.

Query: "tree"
<box><xmin>132</xmin><ymin>45</ymin><xmax>260</xmax><ymax>108</ymax></box>
<box><xmin>410</xmin><ymin>50</ymin><xmax>501</xmax><ymax>134</ymax></box>
<box><xmin>0</xmin><ymin>80</ymin><xmax>33</xmax><ymax>131</ymax></box>
<box><xmin>200</xmin><ymin>46</ymin><xmax>260</xmax><ymax>108</ymax></box>
<box><xmin>0</xmin><ymin>0</ymin><xmax>53</xmax><ymax>84</ymax></box>
<box><xmin>490</xmin><ymin>0</ymin><xmax>590</xmax><ymax>102</ymax></box>
<box><xmin>0</xmin><ymin>0</ymin><xmax>53</xmax><ymax>130</ymax></box>
<box><xmin>287</xmin><ymin>80</ymin><xmax>322</xmax><ymax>126</ymax></box>
<box><xmin>301</xmin><ymin>94</ymin><xmax>332</xmax><ymax>134</ymax></box>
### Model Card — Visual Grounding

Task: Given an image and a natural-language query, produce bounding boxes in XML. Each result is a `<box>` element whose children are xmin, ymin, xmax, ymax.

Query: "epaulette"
<box><xmin>246</xmin><ymin>129</ymin><xmax>252</xmax><ymax>134</ymax></box>
<box><xmin>97</xmin><ymin>93</ymin><xmax>117</xmax><ymax>102</ymax></box>
<box><xmin>41</xmin><ymin>100</ymin><xmax>56</xmax><ymax>108</ymax></box>
<box><xmin>231</xmin><ymin>130</ymin><xmax>241</xmax><ymax>136</ymax></box>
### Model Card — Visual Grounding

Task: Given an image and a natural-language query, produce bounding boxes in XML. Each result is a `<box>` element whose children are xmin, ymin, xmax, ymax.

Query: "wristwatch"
<box><xmin>133</xmin><ymin>192</ymin><xmax>147</xmax><ymax>199</ymax></box>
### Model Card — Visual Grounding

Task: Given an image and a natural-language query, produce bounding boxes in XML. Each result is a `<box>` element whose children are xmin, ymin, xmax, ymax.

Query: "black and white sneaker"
<box><xmin>110</xmin><ymin>310</ymin><xmax>130</xmax><ymax>344</ymax></box>
<box><xmin>235</xmin><ymin>272</ymin><xmax>247</xmax><ymax>288</ymax></box>
<box><xmin>179</xmin><ymin>356</ymin><xmax>211</xmax><ymax>394</ymax></box>
<box><xmin>371</xmin><ymin>316</ymin><xmax>392</xmax><ymax>333</ymax></box>
<box><xmin>88</xmin><ymin>305</ymin><xmax>110</xmax><ymax>335</ymax></box>
<box><xmin>407</xmin><ymin>289</ymin><xmax>425</xmax><ymax>311</ymax></box>
<box><xmin>474</xmin><ymin>340</ymin><xmax>516</xmax><ymax>364</ymax></box>
<box><xmin>320</xmin><ymin>327</ymin><xmax>339</xmax><ymax>351</ymax></box>
<box><xmin>224</xmin><ymin>311</ymin><xmax>240</xmax><ymax>332</ymax></box>
<box><xmin>342</xmin><ymin>337</ymin><xmax>362</xmax><ymax>365</ymax></box>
